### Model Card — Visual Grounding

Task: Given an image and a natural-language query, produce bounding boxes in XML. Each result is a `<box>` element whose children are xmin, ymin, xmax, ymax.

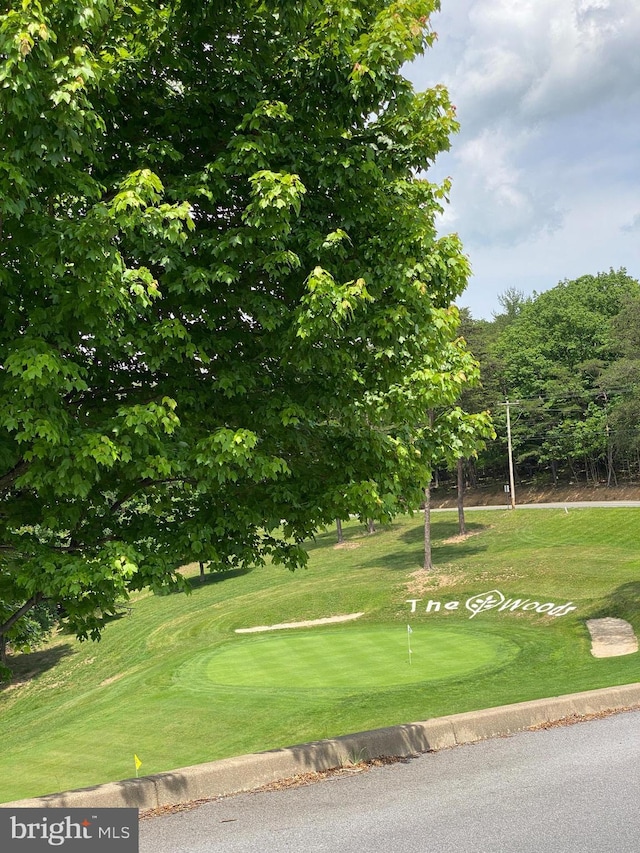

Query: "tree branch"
<box><xmin>0</xmin><ymin>593</ymin><xmax>44</xmax><ymax>638</ymax></box>
<box><xmin>0</xmin><ymin>460</ymin><xmax>29</xmax><ymax>493</ymax></box>
<box><xmin>110</xmin><ymin>476</ymin><xmax>194</xmax><ymax>513</ymax></box>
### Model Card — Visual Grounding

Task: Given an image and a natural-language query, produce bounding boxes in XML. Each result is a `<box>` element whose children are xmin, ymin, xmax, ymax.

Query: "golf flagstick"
<box><xmin>407</xmin><ymin>624</ymin><xmax>413</xmax><ymax>665</ymax></box>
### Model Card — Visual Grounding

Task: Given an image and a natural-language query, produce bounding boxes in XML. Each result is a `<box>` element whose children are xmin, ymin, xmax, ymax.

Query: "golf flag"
<box><xmin>134</xmin><ymin>754</ymin><xmax>142</xmax><ymax>775</ymax></box>
<box><xmin>407</xmin><ymin>624</ymin><xmax>412</xmax><ymax>634</ymax></box>
<box><xmin>407</xmin><ymin>624</ymin><xmax>413</xmax><ymax>665</ymax></box>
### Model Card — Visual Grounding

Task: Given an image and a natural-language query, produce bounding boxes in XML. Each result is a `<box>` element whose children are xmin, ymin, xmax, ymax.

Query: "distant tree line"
<box><xmin>446</xmin><ymin>269</ymin><xmax>640</xmax><ymax>490</ymax></box>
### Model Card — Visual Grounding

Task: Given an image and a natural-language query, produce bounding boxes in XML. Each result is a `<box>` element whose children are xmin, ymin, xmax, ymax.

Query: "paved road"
<box><xmin>140</xmin><ymin>710</ymin><xmax>640</xmax><ymax>853</ymax></box>
<box><xmin>435</xmin><ymin>501</ymin><xmax>640</xmax><ymax>511</ymax></box>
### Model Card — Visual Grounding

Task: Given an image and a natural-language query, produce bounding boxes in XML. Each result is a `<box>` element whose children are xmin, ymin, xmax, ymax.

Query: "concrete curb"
<box><xmin>3</xmin><ymin>682</ymin><xmax>640</xmax><ymax>811</ymax></box>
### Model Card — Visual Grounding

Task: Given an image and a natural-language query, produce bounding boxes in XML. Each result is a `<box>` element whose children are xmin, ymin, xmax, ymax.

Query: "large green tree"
<box><xmin>0</xmin><ymin>0</ymin><xmax>488</xmax><ymax>669</ymax></box>
<box><xmin>468</xmin><ymin>269</ymin><xmax>640</xmax><ymax>486</ymax></box>
<box><xmin>599</xmin><ymin>295</ymin><xmax>640</xmax><ymax>480</ymax></box>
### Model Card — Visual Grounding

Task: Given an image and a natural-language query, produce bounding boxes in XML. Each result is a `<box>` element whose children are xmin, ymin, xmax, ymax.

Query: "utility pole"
<box><xmin>500</xmin><ymin>399</ymin><xmax>517</xmax><ymax>510</ymax></box>
<box><xmin>423</xmin><ymin>409</ymin><xmax>434</xmax><ymax>570</ymax></box>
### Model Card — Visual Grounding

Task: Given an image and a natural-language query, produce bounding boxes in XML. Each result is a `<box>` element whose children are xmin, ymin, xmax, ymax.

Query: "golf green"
<box><xmin>175</xmin><ymin>625</ymin><xmax>520</xmax><ymax>694</ymax></box>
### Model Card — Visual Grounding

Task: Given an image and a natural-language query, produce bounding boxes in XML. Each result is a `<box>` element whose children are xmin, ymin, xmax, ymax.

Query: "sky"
<box><xmin>406</xmin><ymin>0</ymin><xmax>640</xmax><ymax>319</ymax></box>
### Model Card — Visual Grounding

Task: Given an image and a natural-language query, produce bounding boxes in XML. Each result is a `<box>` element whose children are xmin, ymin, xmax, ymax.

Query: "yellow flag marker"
<box><xmin>134</xmin><ymin>754</ymin><xmax>142</xmax><ymax>777</ymax></box>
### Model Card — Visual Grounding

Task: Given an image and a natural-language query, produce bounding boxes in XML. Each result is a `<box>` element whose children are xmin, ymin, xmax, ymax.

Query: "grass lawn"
<box><xmin>179</xmin><ymin>624</ymin><xmax>519</xmax><ymax>691</ymax></box>
<box><xmin>1</xmin><ymin>507</ymin><xmax>639</xmax><ymax>803</ymax></box>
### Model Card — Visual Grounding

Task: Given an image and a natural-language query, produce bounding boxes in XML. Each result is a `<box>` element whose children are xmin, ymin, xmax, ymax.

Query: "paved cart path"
<box><xmin>435</xmin><ymin>500</ymin><xmax>640</xmax><ymax>510</ymax></box>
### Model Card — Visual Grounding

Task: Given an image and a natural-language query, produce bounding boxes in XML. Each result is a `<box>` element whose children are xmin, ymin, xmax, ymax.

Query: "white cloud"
<box><xmin>522</xmin><ymin>0</ymin><xmax>640</xmax><ymax>120</ymax></box>
<box><xmin>622</xmin><ymin>213</ymin><xmax>640</xmax><ymax>233</ymax></box>
<box><xmin>438</xmin><ymin>128</ymin><xmax>563</xmax><ymax>246</ymax></box>
<box><xmin>459</xmin><ymin>184</ymin><xmax>640</xmax><ymax>318</ymax></box>
<box><xmin>406</xmin><ymin>0</ymin><xmax>640</xmax><ymax>308</ymax></box>
<box><xmin>443</xmin><ymin>0</ymin><xmax>640</xmax><ymax>129</ymax></box>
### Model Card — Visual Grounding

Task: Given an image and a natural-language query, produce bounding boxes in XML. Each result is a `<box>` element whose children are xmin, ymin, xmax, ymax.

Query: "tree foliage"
<box><xmin>0</xmin><ymin>0</ymin><xmax>488</xmax><ymax>667</ymax></box>
<box><xmin>459</xmin><ymin>269</ymin><xmax>640</xmax><ymax>488</ymax></box>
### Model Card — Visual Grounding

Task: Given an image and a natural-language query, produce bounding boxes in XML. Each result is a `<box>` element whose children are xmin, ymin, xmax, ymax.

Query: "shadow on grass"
<box><xmin>306</xmin><ymin>519</ymin><xmax>489</xmax><ymax>571</ymax></box>
<box><xmin>358</xmin><ymin>521</ymin><xmax>489</xmax><ymax>571</ymax></box>
<box><xmin>1</xmin><ymin>644</ymin><xmax>74</xmax><ymax>692</ymax></box>
<box><xmin>433</xmin><ymin>540</ymin><xmax>488</xmax><ymax>565</ymax></box>
<box><xmin>363</xmin><ymin>540</ymin><xmax>488</xmax><ymax>572</ymax></box>
<box><xmin>183</xmin><ymin>567</ymin><xmax>254</xmax><ymax>592</ymax></box>
<box><xmin>587</xmin><ymin>581</ymin><xmax>640</xmax><ymax>625</ymax></box>
<box><xmin>400</xmin><ymin>519</ymin><xmax>488</xmax><ymax>546</ymax></box>
<box><xmin>304</xmin><ymin>523</ymin><xmax>401</xmax><ymax>553</ymax></box>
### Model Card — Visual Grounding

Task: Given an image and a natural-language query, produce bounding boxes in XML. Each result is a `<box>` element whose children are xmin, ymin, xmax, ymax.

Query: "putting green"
<box><xmin>175</xmin><ymin>625</ymin><xmax>520</xmax><ymax>694</ymax></box>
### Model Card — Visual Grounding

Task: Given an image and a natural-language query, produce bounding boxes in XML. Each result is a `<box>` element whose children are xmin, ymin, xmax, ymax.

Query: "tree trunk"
<box><xmin>423</xmin><ymin>481</ymin><xmax>432</xmax><ymax>571</ymax></box>
<box><xmin>568</xmin><ymin>459</ymin><xmax>578</xmax><ymax>482</ymax></box>
<box><xmin>457</xmin><ymin>457</ymin><xmax>466</xmax><ymax>536</ymax></box>
<box><xmin>367</xmin><ymin>519</ymin><xmax>376</xmax><ymax>535</ymax></box>
<box><xmin>0</xmin><ymin>634</ymin><xmax>6</xmax><ymax>666</ymax></box>
<box><xmin>199</xmin><ymin>561</ymin><xmax>205</xmax><ymax>583</ymax></box>
<box><xmin>336</xmin><ymin>518</ymin><xmax>344</xmax><ymax>544</ymax></box>
<box><xmin>607</xmin><ymin>443</ymin><xmax>617</xmax><ymax>487</ymax></box>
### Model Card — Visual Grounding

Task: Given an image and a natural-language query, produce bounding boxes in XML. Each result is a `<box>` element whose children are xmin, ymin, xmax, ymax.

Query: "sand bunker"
<box><xmin>586</xmin><ymin>617</ymin><xmax>638</xmax><ymax>658</ymax></box>
<box><xmin>235</xmin><ymin>613</ymin><xmax>365</xmax><ymax>634</ymax></box>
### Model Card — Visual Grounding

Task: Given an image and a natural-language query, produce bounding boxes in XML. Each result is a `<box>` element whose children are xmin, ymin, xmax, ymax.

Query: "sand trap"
<box><xmin>586</xmin><ymin>617</ymin><xmax>638</xmax><ymax>658</ymax></box>
<box><xmin>235</xmin><ymin>613</ymin><xmax>365</xmax><ymax>634</ymax></box>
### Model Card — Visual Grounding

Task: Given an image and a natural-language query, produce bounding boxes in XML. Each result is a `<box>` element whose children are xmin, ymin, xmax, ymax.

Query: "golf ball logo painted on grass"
<box><xmin>406</xmin><ymin>589</ymin><xmax>577</xmax><ymax>618</ymax></box>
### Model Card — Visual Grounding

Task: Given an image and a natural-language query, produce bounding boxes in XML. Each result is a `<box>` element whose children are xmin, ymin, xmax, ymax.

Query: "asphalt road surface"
<box><xmin>140</xmin><ymin>709</ymin><xmax>640</xmax><ymax>853</ymax></box>
<box><xmin>436</xmin><ymin>501</ymin><xmax>640</xmax><ymax>510</ymax></box>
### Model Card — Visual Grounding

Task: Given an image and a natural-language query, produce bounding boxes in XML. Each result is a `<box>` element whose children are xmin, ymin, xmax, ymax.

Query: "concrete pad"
<box><xmin>587</xmin><ymin>618</ymin><xmax>638</xmax><ymax>658</ymax></box>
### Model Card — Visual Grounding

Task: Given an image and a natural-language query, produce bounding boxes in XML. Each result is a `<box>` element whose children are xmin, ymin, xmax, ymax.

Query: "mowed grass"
<box><xmin>1</xmin><ymin>507</ymin><xmax>639</xmax><ymax>803</ymax></box>
<box><xmin>178</xmin><ymin>625</ymin><xmax>519</xmax><ymax>691</ymax></box>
